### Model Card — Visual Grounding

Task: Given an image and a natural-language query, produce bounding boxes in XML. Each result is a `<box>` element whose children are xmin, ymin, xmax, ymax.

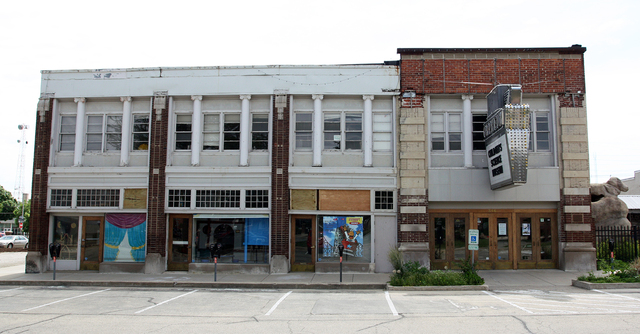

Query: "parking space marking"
<box><xmin>135</xmin><ymin>289</ymin><xmax>198</xmax><ymax>314</ymax></box>
<box><xmin>0</xmin><ymin>287</ymin><xmax>22</xmax><ymax>293</ymax></box>
<box><xmin>265</xmin><ymin>290</ymin><xmax>292</xmax><ymax>316</ymax></box>
<box><xmin>593</xmin><ymin>289</ymin><xmax>640</xmax><ymax>302</ymax></box>
<box><xmin>385</xmin><ymin>291</ymin><xmax>399</xmax><ymax>316</ymax></box>
<box><xmin>483</xmin><ymin>291</ymin><xmax>534</xmax><ymax>314</ymax></box>
<box><xmin>22</xmin><ymin>288</ymin><xmax>110</xmax><ymax>312</ymax></box>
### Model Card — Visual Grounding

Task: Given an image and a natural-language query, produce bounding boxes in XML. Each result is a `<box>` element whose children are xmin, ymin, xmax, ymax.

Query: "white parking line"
<box><xmin>135</xmin><ymin>289</ymin><xmax>198</xmax><ymax>314</ymax></box>
<box><xmin>593</xmin><ymin>289</ymin><xmax>640</xmax><ymax>302</ymax></box>
<box><xmin>0</xmin><ymin>287</ymin><xmax>22</xmax><ymax>293</ymax></box>
<box><xmin>265</xmin><ymin>291</ymin><xmax>292</xmax><ymax>316</ymax></box>
<box><xmin>22</xmin><ymin>289</ymin><xmax>110</xmax><ymax>312</ymax></box>
<box><xmin>483</xmin><ymin>291</ymin><xmax>533</xmax><ymax>314</ymax></box>
<box><xmin>385</xmin><ymin>291</ymin><xmax>399</xmax><ymax>316</ymax></box>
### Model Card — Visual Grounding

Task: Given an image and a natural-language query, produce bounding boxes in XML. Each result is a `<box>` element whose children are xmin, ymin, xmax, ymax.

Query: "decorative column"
<box><xmin>312</xmin><ymin>94</ymin><xmax>323</xmax><ymax>166</ymax></box>
<box><xmin>73</xmin><ymin>97</ymin><xmax>86</xmax><ymax>166</ymax></box>
<box><xmin>462</xmin><ymin>95</ymin><xmax>473</xmax><ymax>168</ymax></box>
<box><xmin>120</xmin><ymin>97</ymin><xmax>132</xmax><ymax>166</ymax></box>
<box><xmin>240</xmin><ymin>94</ymin><xmax>251</xmax><ymax>166</ymax></box>
<box><xmin>363</xmin><ymin>95</ymin><xmax>374</xmax><ymax>167</ymax></box>
<box><xmin>191</xmin><ymin>95</ymin><xmax>203</xmax><ymax>166</ymax></box>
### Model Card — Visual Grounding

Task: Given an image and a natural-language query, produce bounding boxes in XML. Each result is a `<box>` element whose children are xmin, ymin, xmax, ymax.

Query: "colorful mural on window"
<box><xmin>104</xmin><ymin>213</ymin><xmax>146</xmax><ymax>262</ymax></box>
<box><xmin>322</xmin><ymin>216</ymin><xmax>364</xmax><ymax>257</ymax></box>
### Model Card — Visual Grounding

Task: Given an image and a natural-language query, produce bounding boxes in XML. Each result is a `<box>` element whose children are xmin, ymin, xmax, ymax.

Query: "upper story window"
<box><xmin>431</xmin><ymin>113</ymin><xmax>461</xmax><ymax>152</ymax></box>
<box><xmin>223</xmin><ymin>114</ymin><xmax>240</xmax><ymax>150</ymax></box>
<box><xmin>295</xmin><ymin>113</ymin><xmax>312</xmax><ymax>151</ymax></box>
<box><xmin>530</xmin><ymin>112</ymin><xmax>550</xmax><ymax>152</ymax></box>
<box><xmin>373</xmin><ymin>113</ymin><xmax>392</xmax><ymax>151</ymax></box>
<box><xmin>175</xmin><ymin>114</ymin><xmax>192</xmax><ymax>150</ymax></box>
<box><xmin>203</xmin><ymin>114</ymin><xmax>220</xmax><ymax>150</ymax></box>
<box><xmin>86</xmin><ymin>115</ymin><xmax>122</xmax><ymax>152</ymax></box>
<box><xmin>133</xmin><ymin>114</ymin><xmax>149</xmax><ymax>151</ymax></box>
<box><xmin>324</xmin><ymin>112</ymin><xmax>362</xmax><ymax>150</ymax></box>
<box><xmin>251</xmin><ymin>114</ymin><xmax>269</xmax><ymax>150</ymax></box>
<box><xmin>472</xmin><ymin>114</ymin><xmax>487</xmax><ymax>151</ymax></box>
<box><xmin>59</xmin><ymin>116</ymin><xmax>76</xmax><ymax>151</ymax></box>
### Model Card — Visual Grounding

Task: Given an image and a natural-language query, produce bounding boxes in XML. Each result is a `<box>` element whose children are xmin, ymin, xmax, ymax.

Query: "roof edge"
<box><xmin>397</xmin><ymin>44</ymin><xmax>586</xmax><ymax>55</ymax></box>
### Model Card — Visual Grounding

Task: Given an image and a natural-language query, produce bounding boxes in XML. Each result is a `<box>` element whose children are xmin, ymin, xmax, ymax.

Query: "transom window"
<box><xmin>196</xmin><ymin>190</ymin><xmax>241</xmax><ymax>208</ymax></box>
<box><xmin>431</xmin><ymin>113</ymin><xmax>461</xmax><ymax>151</ymax></box>
<box><xmin>168</xmin><ymin>189</ymin><xmax>191</xmax><ymax>208</ymax></box>
<box><xmin>324</xmin><ymin>112</ymin><xmax>362</xmax><ymax>150</ymax></box>
<box><xmin>246</xmin><ymin>190</ymin><xmax>269</xmax><ymax>208</ymax></box>
<box><xmin>50</xmin><ymin>189</ymin><xmax>73</xmax><ymax>207</ymax></box>
<box><xmin>76</xmin><ymin>189</ymin><xmax>120</xmax><ymax>207</ymax></box>
<box><xmin>295</xmin><ymin>113</ymin><xmax>312</xmax><ymax>150</ymax></box>
<box><xmin>59</xmin><ymin>116</ymin><xmax>76</xmax><ymax>151</ymax></box>
<box><xmin>374</xmin><ymin>191</ymin><xmax>394</xmax><ymax>210</ymax></box>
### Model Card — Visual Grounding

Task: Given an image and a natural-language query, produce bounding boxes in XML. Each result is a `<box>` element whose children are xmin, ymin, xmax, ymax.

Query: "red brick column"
<box><xmin>270</xmin><ymin>95</ymin><xmax>290</xmax><ymax>257</ymax></box>
<box><xmin>29</xmin><ymin>97</ymin><xmax>53</xmax><ymax>255</ymax></box>
<box><xmin>147</xmin><ymin>94</ymin><xmax>168</xmax><ymax>256</ymax></box>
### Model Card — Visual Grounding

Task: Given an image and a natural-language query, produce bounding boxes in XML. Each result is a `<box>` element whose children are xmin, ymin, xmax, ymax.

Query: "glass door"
<box><xmin>471</xmin><ymin>213</ymin><xmax>513</xmax><ymax>269</ymax></box>
<box><xmin>291</xmin><ymin>215</ymin><xmax>316</xmax><ymax>271</ymax></box>
<box><xmin>168</xmin><ymin>214</ymin><xmax>192</xmax><ymax>271</ymax></box>
<box><xmin>517</xmin><ymin>213</ymin><xmax>557</xmax><ymax>269</ymax></box>
<box><xmin>80</xmin><ymin>216</ymin><xmax>104</xmax><ymax>270</ymax></box>
<box><xmin>430</xmin><ymin>214</ymin><xmax>468</xmax><ymax>270</ymax></box>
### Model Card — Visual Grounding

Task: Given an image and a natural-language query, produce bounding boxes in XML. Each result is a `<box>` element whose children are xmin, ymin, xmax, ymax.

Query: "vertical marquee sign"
<box><xmin>483</xmin><ymin>85</ymin><xmax>530</xmax><ymax>190</ymax></box>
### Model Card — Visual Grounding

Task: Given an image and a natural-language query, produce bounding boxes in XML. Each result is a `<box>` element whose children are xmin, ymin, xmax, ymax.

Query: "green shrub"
<box><xmin>389</xmin><ymin>259</ymin><xmax>484</xmax><ymax>286</ymax></box>
<box><xmin>579</xmin><ymin>258</ymin><xmax>640</xmax><ymax>283</ymax></box>
<box><xmin>387</xmin><ymin>246</ymin><xmax>404</xmax><ymax>271</ymax></box>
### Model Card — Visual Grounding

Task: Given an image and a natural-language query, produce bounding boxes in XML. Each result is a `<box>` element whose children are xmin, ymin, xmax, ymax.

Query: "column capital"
<box><xmin>191</xmin><ymin>95</ymin><xmax>202</xmax><ymax>101</ymax></box>
<box><xmin>120</xmin><ymin>96</ymin><xmax>132</xmax><ymax>102</ymax></box>
<box><xmin>74</xmin><ymin>97</ymin><xmax>86</xmax><ymax>103</ymax></box>
<box><xmin>363</xmin><ymin>95</ymin><xmax>375</xmax><ymax>101</ymax></box>
<box><xmin>461</xmin><ymin>94</ymin><xmax>474</xmax><ymax>101</ymax></box>
<box><xmin>312</xmin><ymin>94</ymin><xmax>324</xmax><ymax>101</ymax></box>
<box><xmin>239</xmin><ymin>94</ymin><xmax>251</xmax><ymax>101</ymax></box>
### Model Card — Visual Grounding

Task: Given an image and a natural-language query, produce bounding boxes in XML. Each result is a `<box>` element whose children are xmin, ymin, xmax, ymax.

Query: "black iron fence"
<box><xmin>595</xmin><ymin>226</ymin><xmax>640</xmax><ymax>262</ymax></box>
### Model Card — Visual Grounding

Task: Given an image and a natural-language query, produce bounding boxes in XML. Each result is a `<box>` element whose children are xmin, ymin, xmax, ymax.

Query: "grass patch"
<box><xmin>389</xmin><ymin>259</ymin><xmax>484</xmax><ymax>286</ymax></box>
<box><xmin>578</xmin><ymin>259</ymin><xmax>640</xmax><ymax>283</ymax></box>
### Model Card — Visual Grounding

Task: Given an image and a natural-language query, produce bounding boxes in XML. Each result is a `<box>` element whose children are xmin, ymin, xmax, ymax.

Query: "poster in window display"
<box><xmin>322</xmin><ymin>216</ymin><xmax>364</xmax><ymax>258</ymax></box>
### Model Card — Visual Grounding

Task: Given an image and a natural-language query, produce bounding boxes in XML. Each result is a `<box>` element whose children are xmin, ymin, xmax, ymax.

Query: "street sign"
<box><xmin>468</xmin><ymin>229</ymin><xmax>479</xmax><ymax>251</ymax></box>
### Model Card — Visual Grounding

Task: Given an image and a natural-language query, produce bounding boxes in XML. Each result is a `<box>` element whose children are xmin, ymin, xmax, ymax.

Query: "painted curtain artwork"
<box><xmin>322</xmin><ymin>216</ymin><xmax>364</xmax><ymax>257</ymax></box>
<box><xmin>104</xmin><ymin>213</ymin><xmax>146</xmax><ymax>262</ymax></box>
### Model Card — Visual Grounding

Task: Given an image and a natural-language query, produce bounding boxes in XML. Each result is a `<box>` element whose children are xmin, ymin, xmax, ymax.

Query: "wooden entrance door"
<box><xmin>430</xmin><ymin>213</ymin><xmax>469</xmax><ymax>270</ymax></box>
<box><xmin>291</xmin><ymin>215</ymin><xmax>316</xmax><ymax>271</ymax></box>
<box><xmin>80</xmin><ymin>216</ymin><xmax>104</xmax><ymax>270</ymax></box>
<box><xmin>471</xmin><ymin>213</ymin><xmax>513</xmax><ymax>270</ymax></box>
<box><xmin>516</xmin><ymin>213</ymin><xmax>558</xmax><ymax>269</ymax></box>
<box><xmin>168</xmin><ymin>214</ymin><xmax>192</xmax><ymax>271</ymax></box>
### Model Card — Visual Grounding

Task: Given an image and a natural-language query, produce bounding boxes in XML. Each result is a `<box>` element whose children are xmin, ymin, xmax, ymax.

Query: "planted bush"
<box><xmin>389</xmin><ymin>258</ymin><xmax>484</xmax><ymax>286</ymax></box>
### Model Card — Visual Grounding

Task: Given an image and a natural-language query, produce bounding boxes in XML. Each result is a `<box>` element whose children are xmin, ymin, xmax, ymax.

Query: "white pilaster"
<box><xmin>462</xmin><ymin>95</ymin><xmax>473</xmax><ymax>167</ymax></box>
<box><xmin>73</xmin><ymin>97</ymin><xmax>86</xmax><ymax>166</ymax></box>
<box><xmin>191</xmin><ymin>95</ymin><xmax>203</xmax><ymax>166</ymax></box>
<box><xmin>363</xmin><ymin>95</ymin><xmax>374</xmax><ymax>167</ymax></box>
<box><xmin>120</xmin><ymin>97</ymin><xmax>132</xmax><ymax>166</ymax></box>
<box><xmin>312</xmin><ymin>94</ymin><xmax>324</xmax><ymax>167</ymax></box>
<box><xmin>239</xmin><ymin>94</ymin><xmax>251</xmax><ymax>166</ymax></box>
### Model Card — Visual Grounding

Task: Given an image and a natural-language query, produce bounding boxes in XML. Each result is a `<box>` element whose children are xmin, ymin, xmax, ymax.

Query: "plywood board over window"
<box><xmin>124</xmin><ymin>189</ymin><xmax>148</xmax><ymax>209</ymax></box>
<box><xmin>291</xmin><ymin>189</ymin><xmax>317</xmax><ymax>210</ymax></box>
<box><xmin>319</xmin><ymin>190</ymin><xmax>370</xmax><ymax>211</ymax></box>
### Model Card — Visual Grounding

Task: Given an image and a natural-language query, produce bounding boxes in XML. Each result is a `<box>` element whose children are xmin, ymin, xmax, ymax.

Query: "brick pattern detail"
<box><xmin>147</xmin><ymin>98</ymin><xmax>168</xmax><ymax>255</ymax></box>
<box><xmin>397</xmin><ymin>194</ymin><xmax>428</xmax><ymax>243</ymax></box>
<box><xmin>29</xmin><ymin>99</ymin><xmax>53</xmax><ymax>255</ymax></box>
<box><xmin>399</xmin><ymin>57</ymin><xmax>586</xmax><ymax>108</ymax></box>
<box><xmin>270</xmin><ymin>98</ymin><xmax>290</xmax><ymax>257</ymax></box>
<box><xmin>560</xmin><ymin>194</ymin><xmax>594</xmax><ymax>244</ymax></box>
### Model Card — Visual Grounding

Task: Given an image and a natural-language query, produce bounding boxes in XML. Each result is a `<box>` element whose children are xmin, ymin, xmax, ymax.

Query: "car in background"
<box><xmin>0</xmin><ymin>231</ymin><xmax>5</xmax><ymax>237</ymax></box>
<box><xmin>0</xmin><ymin>235</ymin><xmax>28</xmax><ymax>249</ymax></box>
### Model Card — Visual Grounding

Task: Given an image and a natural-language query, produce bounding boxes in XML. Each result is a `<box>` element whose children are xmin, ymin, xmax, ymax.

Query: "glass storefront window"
<box><xmin>52</xmin><ymin>216</ymin><xmax>79</xmax><ymax>260</ymax></box>
<box><xmin>317</xmin><ymin>215</ymin><xmax>371</xmax><ymax>263</ymax></box>
<box><xmin>192</xmin><ymin>217</ymin><xmax>268</xmax><ymax>264</ymax></box>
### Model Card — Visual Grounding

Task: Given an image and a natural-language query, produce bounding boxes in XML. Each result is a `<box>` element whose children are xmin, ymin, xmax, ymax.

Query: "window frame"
<box><xmin>472</xmin><ymin>113</ymin><xmax>487</xmax><ymax>151</ymax></box>
<box><xmin>132</xmin><ymin>114</ymin><xmax>150</xmax><ymax>151</ymax></box>
<box><xmin>294</xmin><ymin>112</ymin><xmax>313</xmax><ymax>151</ymax></box>
<box><xmin>430</xmin><ymin>112</ymin><xmax>462</xmax><ymax>152</ymax></box>
<box><xmin>85</xmin><ymin>114</ymin><xmax>123</xmax><ymax>153</ymax></box>
<box><xmin>323</xmin><ymin>111</ymin><xmax>363</xmax><ymax>151</ymax></box>
<box><xmin>529</xmin><ymin>111</ymin><xmax>551</xmax><ymax>152</ymax></box>
<box><xmin>175</xmin><ymin>113</ymin><xmax>193</xmax><ymax>151</ymax></box>
<box><xmin>59</xmin><ymin>115</ymin><xmax>76</xmax><ymax>152</ymax></box>
<box><xmin>373</xmin><ymin>112</ymin><xmax>393</xmax><ymax>152</ymax></box>
<box><xmin>251</xmin><ymin>113</ymin><xmax>269</xmax><ymax>151</ymax></box>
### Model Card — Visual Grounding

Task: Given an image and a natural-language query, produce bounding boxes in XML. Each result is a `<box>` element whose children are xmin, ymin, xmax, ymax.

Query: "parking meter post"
<box><xmin>49</xmin><ymin>243</ymin><xmax>61</xmax><ymax>281</ymax></box>
<box><xmin>338</xmin><ymin>244</ymin><xmax>344</xmax><ymax>283</ymax></box>
<box><xmin>609</xmin><ymin>239</ymin><xmax>615</xmax><ymax>268</ymax></box>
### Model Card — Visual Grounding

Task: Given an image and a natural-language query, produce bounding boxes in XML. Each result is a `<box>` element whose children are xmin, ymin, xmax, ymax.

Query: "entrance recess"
<box><xmin>168</xmin><ymin>214</ymin><xmax>192</xmax><ymax>271</ymax></box>
<box><xmin>430</xmin><ymin>210</ymin><xmax>557</xmax><ymax>270</ymax></box>
<box><xmin>80</xmin><ymin>216</ymin><xmax>104</xmax><ymax>270</ymax></box>
<box><xmin>291</xmin><ymin>215</ymin><xmax>316</xmax><ymax>271</ymax></box>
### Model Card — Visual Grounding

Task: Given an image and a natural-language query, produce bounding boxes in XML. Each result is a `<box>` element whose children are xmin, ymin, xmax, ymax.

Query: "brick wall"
<box><xmin>29</xmin><ymin>98</ymin><xmax>53</xmax><ymax>255</ymax></box>
<box><xmin>270</xmin><ymin>96</ymin><xmax>290</xmax><ymax>257</ymax></box>
<box><xmin>147</xmin><ymin>97</ymin><xmax>168</xmax><ymax>255</ymax></box>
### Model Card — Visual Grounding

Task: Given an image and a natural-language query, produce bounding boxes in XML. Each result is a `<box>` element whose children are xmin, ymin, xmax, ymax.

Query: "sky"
<box><xmin>1</xmin><ymin>0</ymin><xmax>639</xmax><ymax>201</ymax></box>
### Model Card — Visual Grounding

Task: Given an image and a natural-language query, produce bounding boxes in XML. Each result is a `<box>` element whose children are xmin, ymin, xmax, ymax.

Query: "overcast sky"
<box><xmin>1</xmin><ymin>0</ymin><xmax>639</xmax><ymax>200</ymax></box>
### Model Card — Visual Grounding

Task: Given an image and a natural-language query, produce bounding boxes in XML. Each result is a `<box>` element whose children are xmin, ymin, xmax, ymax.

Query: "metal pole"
<box><xmin>214</xmin><ymin>257</ymin><xmax>217</xmax><ymax>282</ymax></box>
<box><xmin>340</xmin><ymin>256</ymin><xmax>343</xmax><ymax>283</ymax></box>
<box><xmin>53</xmin><ymin>257</ymin><xmax>56</xmax><ymax>281</ymax></box>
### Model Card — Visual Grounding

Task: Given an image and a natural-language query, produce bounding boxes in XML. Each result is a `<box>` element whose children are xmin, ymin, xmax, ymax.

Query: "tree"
<box><xmin>14</xmin><ymin>199</ymin><xmax>31</xmax><ymax>233</ymax></box>
<box><xmin>0</xmin><ymin>186</ymin><xmax>18</xmax><ymax>221</ymax></box>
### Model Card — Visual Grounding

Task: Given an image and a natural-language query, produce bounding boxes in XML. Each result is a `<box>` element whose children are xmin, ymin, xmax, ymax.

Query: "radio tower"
<box><xmin>14</xmin><ymin>124</ymin><xmax>28</xmax><ymax>202</ymax></box>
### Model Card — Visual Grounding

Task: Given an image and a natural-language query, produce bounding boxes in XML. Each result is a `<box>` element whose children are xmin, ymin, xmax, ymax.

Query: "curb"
<box><xmin>386</xmin><ymin>284</ymin><xmax>488</xmax><ymax>291</ymax></box>
<box><xmin>572</xmin><ymin>279</ymin><xmax>640</xmax><ymax>290</ymax></box>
